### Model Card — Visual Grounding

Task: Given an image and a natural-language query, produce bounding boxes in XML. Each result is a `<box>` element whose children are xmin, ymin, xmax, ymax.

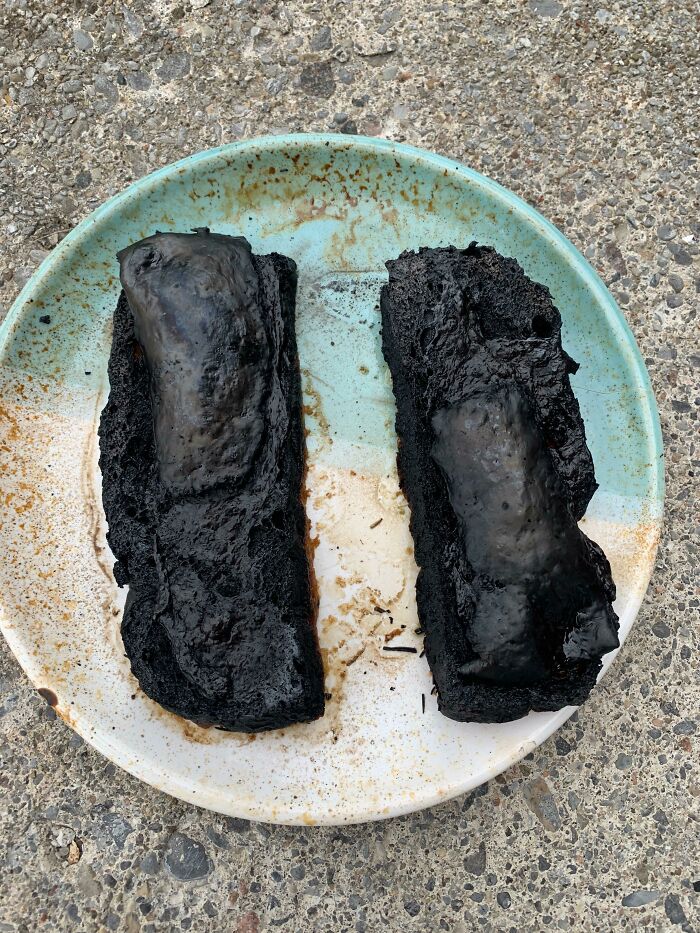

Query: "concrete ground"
<box><xmin>0</xmin><ymin>1</ymin><xmax>698</xmax><ymax>930</ymax></box>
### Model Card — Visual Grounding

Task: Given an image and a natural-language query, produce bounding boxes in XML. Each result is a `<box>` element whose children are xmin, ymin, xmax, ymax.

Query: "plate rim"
<box><xmin>0</xmin><ymin>134</ymin><xmax>664</xmax><ymax>824</ymax></box>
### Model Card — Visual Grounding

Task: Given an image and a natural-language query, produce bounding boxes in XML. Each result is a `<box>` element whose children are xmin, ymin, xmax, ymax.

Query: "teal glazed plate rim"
<box><xmin>0</xmin><ymin>134</ymin><xmax>664</xmax><ymax>824</ymax></box>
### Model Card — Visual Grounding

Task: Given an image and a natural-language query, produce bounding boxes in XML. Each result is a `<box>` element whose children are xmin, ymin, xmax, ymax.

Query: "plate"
<box><xmin>0</xmin><ymin>135</ymin><xmax>663</xmax><ymax>824</ymax></box>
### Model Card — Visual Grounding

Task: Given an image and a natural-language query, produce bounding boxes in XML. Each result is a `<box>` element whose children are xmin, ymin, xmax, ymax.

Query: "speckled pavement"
<box><xmin>0</xmin><ymin>1</ymin><xmax>698</xmax><ymax>931</ymax></box>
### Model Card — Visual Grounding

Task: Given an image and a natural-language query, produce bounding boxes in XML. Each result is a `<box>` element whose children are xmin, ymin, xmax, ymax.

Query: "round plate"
<box><xmin>0</xmin><ymin>135</ymin><xmax>663</xmax><ymax>825</ymax></box>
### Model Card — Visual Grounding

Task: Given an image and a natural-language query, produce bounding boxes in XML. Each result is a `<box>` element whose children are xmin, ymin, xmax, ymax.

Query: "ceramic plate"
<box><xmin>0</xmin><ymin>135</ymin><xmax>663</xmax><ymax>824</ymax></box>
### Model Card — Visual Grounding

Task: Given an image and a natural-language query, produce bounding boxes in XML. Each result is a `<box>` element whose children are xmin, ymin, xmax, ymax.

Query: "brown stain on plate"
<box><xmin>579</xmin><ymin>516</ymin><xmax>661</xmax><ymax>598</ymax></box>
<box><xmin>0</xmin><ymin>402</ymin><xmax>21</xmax><ymax>443</ymax></box>
<box><xmin>302</xmin><ymin>369</ymin><xmax>332</xmax><ymax>450</ymax></box>
<box><xmin>55</xmin><ymin>705</ymin><xmax>78</xmax><ymax>730</ymax></box>
<box><xmin>294</xmin><ymin>197</ymin><xmax>348</xmax><ymax>227</ymax></box>
<box><xmin>38</xmin><ymin>687</ymin><xmax>58</xmax><ymax>706</ymax></box>
<box><xmin>81</xmin><ymin>383</ymin><xmax>113</xmax><ymax>587</ymax></box>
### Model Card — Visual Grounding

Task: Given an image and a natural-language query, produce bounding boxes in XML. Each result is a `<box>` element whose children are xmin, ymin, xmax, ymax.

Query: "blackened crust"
<box><xmin>99</xmin><ymin>231</ymin><xmax>324</xmax><ymax>732</ymax></box>
<box><xmin>380</xmin><ymin>244</ymin><xmax>618</xmax><ymax>723</ymax></box>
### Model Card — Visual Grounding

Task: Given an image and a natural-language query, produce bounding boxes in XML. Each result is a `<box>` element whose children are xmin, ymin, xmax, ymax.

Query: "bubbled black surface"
<box><xmin>98</xmin><ymin>229</ymin><xmax>324</xmax><ymax>732</ymax></box>
<box><xmin>380</xmin><ymin>244</ymin><xmax>619</xmax><ymax>723</ymax></box>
